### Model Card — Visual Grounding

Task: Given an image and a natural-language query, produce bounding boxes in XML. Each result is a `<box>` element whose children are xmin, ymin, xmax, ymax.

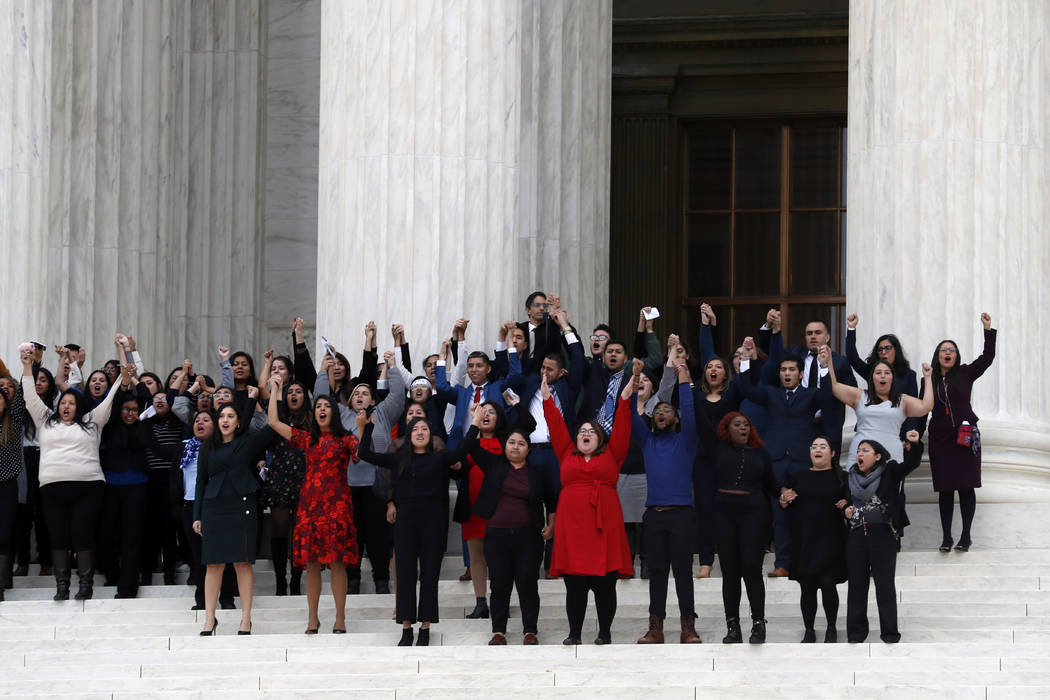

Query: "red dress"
<box><xmin>289</xmin><ymin>428</ymin><xmax>360</xmax><ymax>568</ymax></box>
<box><xmin>545</xmin><ymin>396</ymin><xmax>633</xmax><ymax>578</ymax></box>
<box><xmin>460</xmin><ymin>437</ymin><xmax>502</xmax><ymax>541</ymax></box>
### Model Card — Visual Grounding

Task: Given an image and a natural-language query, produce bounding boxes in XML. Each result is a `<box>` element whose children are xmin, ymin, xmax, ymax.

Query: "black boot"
<box><xmin>271</xmin><ymin>537</ymin><xmax>288</xmax><ymax>596</ymax></box>
<box><xmin>52</xmin><ymin>550</ymin><xmax>71</xmax><ymax>601</ymax></box>
<box><xmin>465</xmin><ymin>597</ymin><xmax>489</xmax><ymax>619</ymax></box>
<box><xmin>398</xmin><ymin>627</ymin><xmax>414</xmax><ymax>646</ymax></box>
<box><xmin>289</xmin><ymin>567</ymin><xmax>302</xmax><ymax>596</ymax></box>
<box><xmin>0</xmin><ymin>553</ymin><xmax>12</xmax><ymax>591</ymax></box>
<box><xmin>74</xmin><ymin>551</ymin><xmax>94</xmax><ymax>601</ymax></box>
<box><xmin>722</xmin><ymin>617</ymin><xmax>742</xmax><ymax>644</ymax></box>
<box><xmin>374</xmin><ymin>579</ymin><xmax>390</xmax><ymax>595</ymax></box>
<box><xmin>749</xmin><ymin>618</ymin><xmax>767</xmax><ymax>644</ymax></box>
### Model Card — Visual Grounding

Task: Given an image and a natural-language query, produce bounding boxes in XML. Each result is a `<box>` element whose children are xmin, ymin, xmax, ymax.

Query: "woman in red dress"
<box><xmin>542</xmin><ymin>366</ymin><xmax>636</xmax><ymax>645</ymax></box>
<box><xmin>457</xmin><ymin>401</ymin><xmax>505</xmax><ymax>619</ymax></box>
<box><xmin>267</xmin><ymin>376</ymin><xmax>360</xmax><ymax>634</ymax></box>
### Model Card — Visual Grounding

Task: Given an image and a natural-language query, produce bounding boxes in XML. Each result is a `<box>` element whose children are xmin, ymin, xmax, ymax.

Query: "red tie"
<box><xmin>473</xmin><ymin>386</ymin><xmax>482</xmax><ymax>403</ymax></box>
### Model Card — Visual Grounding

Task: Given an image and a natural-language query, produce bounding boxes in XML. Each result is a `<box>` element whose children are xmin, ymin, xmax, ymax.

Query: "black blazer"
<box><xmin>469</xmin><ymin>442</ymin><xmax>557</xmax><ymax>534</ymax></box>
<box><xmin>517</xmin><ymin>316</ymin><xmax>577</xmax><ymax>376</ymax></box>
<box><xmin>580</xmin><ymin>362</ymin><xmax>632</xmax><ymax>424</ymax></box>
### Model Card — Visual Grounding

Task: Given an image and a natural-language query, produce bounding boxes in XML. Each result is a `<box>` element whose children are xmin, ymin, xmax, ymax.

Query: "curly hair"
<box><xmin>716</xmin><ymin>411</ymin><xmax>764</xmax><ymax>448</ymax></box>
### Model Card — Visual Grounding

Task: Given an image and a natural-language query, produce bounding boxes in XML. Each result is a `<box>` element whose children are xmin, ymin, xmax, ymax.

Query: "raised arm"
<box><xmin>676</xmin><ymin>366</ymin><xmax>699</xmax><ymax>451</ymax></box>
<box><xmin>820</xmin><ymin>345</ymin><xmax>861</xmax><ymax>408</ymax></box>
<box><xmin>901</xmin><ymin>362</ymin><xmax>935</xmax><ymax>417</ymax></box>
<box><xmin>541</xmin><ymin>375</ymin><xmax>573</xmax><ymax>461</ymax></box>
<box><xmin>258</xmin><ymin>349</ymin><xmax>275</xmax><ymax>400</ymax></box>
<box><xmin>893</xmin><ymin>430</ymin><xmax>925</xmax><ymax>478</ymax></box>
<box><xmin>218</xmin><ymin>345</ymin><xmax>234</xmax><ymax>388</ymax></box>
<box><xmin>87</xmin><ymin>368</ymin><xmax>125</xmax><ymax>427</ymax></box>
<box><xmin>291</xmin><ymin>317</ymin><xmax>318</xmax><ymax>389</ymax></box>
<box><xmin>373</xmin><ymin>352</ymin><xmax>407</xmax><ymax>428</ymax></box>
<box><xmin>968</xmin><ymin>315</ymin><xmax>997</xmax><ymax>379</ymax></box>
<box><xmin>355</xmin><ymin>415</ymin><xmax>397</xmax><ymax>468</ymax></box>
<box><xmin>735</xmin><ymin>366</ymin><xmax>768</xmax><ymax>406</ymax></box>
<box><xmin>266</xmin><ymin>376</ymin><xmax>293</xmax><ymax>440</ymax></box>
<box><xmin>844</xmin><ymin>314</ymin><xmax>870</xmax><ymax>378</ymax></box>
<box><xmin>20</xmin><ymin>350</ymin><xmax>51</xmax><ymax>427</ymax></box>
<box><xmin>433</xmin><ymin>348</ymin><xmax>460</xmax><ymax>404</ymax></box>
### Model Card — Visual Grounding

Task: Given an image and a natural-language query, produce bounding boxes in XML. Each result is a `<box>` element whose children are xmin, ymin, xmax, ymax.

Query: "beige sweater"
<box><xmin>22</xmin><ymin>375</ymin><xmax>120</xmax><ymax>486</ymax></box>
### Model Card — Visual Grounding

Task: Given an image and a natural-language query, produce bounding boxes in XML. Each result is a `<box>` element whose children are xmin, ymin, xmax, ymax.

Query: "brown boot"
<box><xmin>636</xmin><ymin>614</ymin><xmax>664</xmax><ymax>644</ymax></box>
<box><xmin>680</xmin><ymin>615</ymin><xmax>701</xmax><ymax>644</ymax></box>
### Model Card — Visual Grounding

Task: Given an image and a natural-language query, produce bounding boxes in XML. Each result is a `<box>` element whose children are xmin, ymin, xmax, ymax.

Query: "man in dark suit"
<box><xmin>759</xmin><ymin>314</ymin><xmax>857</xmax><ymax>468</ymax></box>
<box><xmin>737</xmin><ymin>354</ymin><xmax>836</xmax><ymax>577</ymax></box>
<box><xmin>518</xmin><ymin>291</ymin><xmax>577</xmax><ymax>376</ymax></box>
<box><xmin>579</xmin><ymin>338</ymin><xmax>632</xmax><ymax>432</ymax></box>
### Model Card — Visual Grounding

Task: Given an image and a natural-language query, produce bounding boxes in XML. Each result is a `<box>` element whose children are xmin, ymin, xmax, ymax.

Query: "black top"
<box><xmin>99</xmin><ymin>419</ymin><xmax>152</xmax><ymax>476</ymax></box>
<box><xmin>785</xmin><ymin>468</ymin><xmax>849</xmax><ymax>581</ymax></box>
<box><xmin>193</xmin><ymin>427</ymin><xmax>275</xmax><ymax>521</ymax></box>
<box><xmin>359</xmin><ymin>423</ymin><xmax>477</xmax><ymax>506</ymax></box>
<box><xmin>469</xmin><ymin>442</ymin><xmax>557</xmax><ymax>533</ymax></box>
<box><xmin>696</xmin><ymin>403</ymin><xmax>777</xmax><ymax>504</ymax></box>
<box><xmin>0</xmin><ymin>383</ymin><xmax>26</xmax><ymax>482</ymax></box>
<box><xmin>847</xmin><ymin>441</ymin><xmax>924</xmax><ymax>532</ymax></box>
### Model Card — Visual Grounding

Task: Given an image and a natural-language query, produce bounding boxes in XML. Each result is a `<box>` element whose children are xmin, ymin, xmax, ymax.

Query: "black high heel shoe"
<box><xmin>200</xmin><ymin>620</ymin><xmax>218</xmax><ymax>636</ymax></box>
<box><xmin>238</xmin><ymin>622</ymin><xmax>252</xmax><ymax>636</ymax></box>
<box><xmin>954</xmin><ymin>536</ymin><xmax>971</xmax><ymax>552</ymax></box>
<box><xmin>939</xmin><ymin>536</ymin><xmax>954</xmax><ymax>553</ymax></box>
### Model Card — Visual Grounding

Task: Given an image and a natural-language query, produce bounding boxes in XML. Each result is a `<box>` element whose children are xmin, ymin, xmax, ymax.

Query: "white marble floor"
<box><xmin>2</xmin><ymin>546</ymin><xmax>1050</xmax><ymax>699</ymax></box>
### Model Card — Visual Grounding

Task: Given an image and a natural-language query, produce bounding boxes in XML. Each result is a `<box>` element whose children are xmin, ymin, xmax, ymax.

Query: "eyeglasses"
<box><xmin>578</xmin><ymin>428</ymin><xmax>598</xmax><ymax>435</ymax></box>
<box><xmin>877</xmin><ymin>345</ymin><xmax>894</xmax><ymax>352</ymax></box>
<box><xmin>590</xmin><ymin>334</ymin><xmax>609</xmax><ymax>342</ymax></box>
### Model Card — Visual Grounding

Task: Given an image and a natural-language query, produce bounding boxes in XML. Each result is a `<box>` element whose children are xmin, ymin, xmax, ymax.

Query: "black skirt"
<box><xmin>200</xmin><ymin>479</ymin><xmax>258</xmax><ymax>565</ymax></box>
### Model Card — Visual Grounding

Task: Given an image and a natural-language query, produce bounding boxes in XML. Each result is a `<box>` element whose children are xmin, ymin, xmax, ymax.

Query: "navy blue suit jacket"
<box><xmin>737</xmin><ymin>370</ymin><xmax>835</xmax><ymax>464</ymax></box>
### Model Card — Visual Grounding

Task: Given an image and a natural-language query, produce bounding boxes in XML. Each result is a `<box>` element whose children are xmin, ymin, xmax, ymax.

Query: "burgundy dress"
<box><xmin>925</xmin><ymin>329</ymin><xmax>996</xmax><ymax>492</ymax></box>
<box><xmin>289</xmin><ymin>428</ymin><xmax>361</xmax><ymax>567</ymax></box>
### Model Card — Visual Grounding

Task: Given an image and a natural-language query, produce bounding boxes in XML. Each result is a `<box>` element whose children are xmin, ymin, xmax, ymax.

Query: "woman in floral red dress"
<box><xmin>267</xmin><ymin>376</ymin><xmax>359</xmax><ymax>634</ymax></box>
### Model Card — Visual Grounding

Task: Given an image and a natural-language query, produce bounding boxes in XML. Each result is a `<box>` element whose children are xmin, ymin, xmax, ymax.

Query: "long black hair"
<box><xmin>280</xmin><ymin>380</ymin><xmax>314</xmax><ymax>432</ymax></box>
<box><xmin>308</xmin><ymin>394</ymin><xmax>343</xmax><ymax>444</ymax></box>
<box><xmin>205</xmin><ymin>401</ymin><xmax>248</xmax><ymax>448</ymax></box>
<box><xmin>229</xmin><ymin>351</ymin><xmax>259</xmax><ymax>389</ymax></box>
<box><xmin>45</xmin><ymin>389</ymin><xmax>94</xmax><ymax>432</ymax></box>
<box><xmin>864</xmin><ymin>360</ymin><xmax>903</xmax><ymax>408</ymax></box>
<box><xmin>930</xmin><ymin>339</ymin><xmax>962</xmax><ymax>385</ymax></box>
<box><xmin>24</xmin><ymin>368</ymin><xmax>57</xmax><ymax>441</ymax></box>
<box><xmin>856</xmin><ymin>439</ymin><xmax>891</xmax><ymax>468</ymax></box>
<box><xmin>864</xmin><ymin>334</ymin><xmax>912</xmax><ymax>378</ymax></box>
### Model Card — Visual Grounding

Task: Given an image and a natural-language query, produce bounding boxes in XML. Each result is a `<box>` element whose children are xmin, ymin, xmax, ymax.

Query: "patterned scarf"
<box><xmin>180</xmin><ymin>437</ymin><xmax>201</xmax><ymax>472</ymax></box>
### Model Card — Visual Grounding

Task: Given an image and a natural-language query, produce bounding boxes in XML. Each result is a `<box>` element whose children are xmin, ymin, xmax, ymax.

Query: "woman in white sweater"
<box><xmin>20</xmin><ymin>349</ymin><xmax>123</xmax><ymax>601</ymax></box>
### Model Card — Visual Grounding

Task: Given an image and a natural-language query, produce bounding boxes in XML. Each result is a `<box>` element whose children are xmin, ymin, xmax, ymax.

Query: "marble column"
<box><xmin>317</xmin><ymin>0</ymin><xmax>521</xmax><ymax>357</ymax></box>
<box><xmin>519</xmin><ymin>0</ymin><xmax>611</xmax><ymax>335</ymax></box>
<box><xmin>317</xmin><ymin>0</ymin><xmax>612</xmax><ymax>360</ymax></box>
<box><xmin>847</xmin><ymin>0</ymin><xmax>1050</xmax><ymax>495</ymax></box>
<box><xmin>0</xmin><ymin>0</ymin><xmax>51</xmax><ymax>361</ymax></box>
<box><xmin>1</xmin><ymin>0</ymin><xmax>267</xmax><ymax>375</ymax></box>
<box><xmin>173</xmin><ymin>0</ymin><xmax>268</xmax><ymax>374</ymax></box>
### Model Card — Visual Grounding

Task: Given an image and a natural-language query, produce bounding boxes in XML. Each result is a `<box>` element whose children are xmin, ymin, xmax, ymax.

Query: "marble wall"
<box><xmin>518</xmin><ymin>0</ymin><xmax>612</xmax><ymax>336</ymax></box>
<box><xmin>0</xmin><ymin>0</ymin><xmax>51</xmax><ymax>360</ymax></box>
<box><xmin>847</xmin><ymin>0</ymin><xmax>1050</xmax><ymax>493</ymax></box>
<box><xmin>1</xmin><ymin>0</ymin><xmax>267</xmax><ymax>378</ymax></box>
<box><xmin>316</xmin><ymin>0</ymin><xmax>612</xmax><ymax>362</ymax></box>
<box><xmin>261</xmin><ymin>0</ymin><xmax>320</xmax><ymax>355</ymax></box>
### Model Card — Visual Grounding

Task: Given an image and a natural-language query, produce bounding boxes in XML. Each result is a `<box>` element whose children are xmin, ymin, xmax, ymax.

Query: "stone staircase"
<box><xmin>3</xmin><ymin>540</ymin><xmax>1050</xmax><ymax>699</ymax></box>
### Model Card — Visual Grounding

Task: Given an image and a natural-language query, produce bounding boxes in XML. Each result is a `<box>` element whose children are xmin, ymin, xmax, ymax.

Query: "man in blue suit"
<box><xmin>434</xmin><ymin>346</ymin><xmax>522</xmax><ymax>449</ymax></box>
<box><xmin>738</xmin><ymin>353</ymin><xmax>836</xmax><ymax>577</ymax></box>
<box><xmin>759</xmin><ymin>315</ymin><xmax>857</xmax><ymax>468</ymax></box>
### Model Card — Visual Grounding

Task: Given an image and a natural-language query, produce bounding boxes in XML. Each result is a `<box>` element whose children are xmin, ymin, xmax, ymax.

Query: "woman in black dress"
<box><xmin>192</xmin><ymin>403</ymin><xmax>274</xmax><ymax>636</ymax></box>
<box><xmin>923</xmin><ymin>313</ymin><xmax>996</xmax><ymax>552</ymax></box>
<box><xmin>779</xmin><ymin>436</ymin><xmax>849</xmax><ymax>643</ymax></box>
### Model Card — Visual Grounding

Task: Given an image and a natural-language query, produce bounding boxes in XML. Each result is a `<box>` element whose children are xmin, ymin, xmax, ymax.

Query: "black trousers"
<box><xmin>15</xmin><ymin>447</ymin><xmax>51</xmax><ymax>567</ymax></box>
<box><xmin>181</xmin><ymin>501</ymin><xmax>235</xmax><ymax>607</ymax></box>
<box><xmin>643</xmin><ymin>506</ymin><xmax>696</xmax><ymax>619</ymax></box>
<box><xmin>714</xmin><ymin>499</ymin><xmax>768</xmax><ymax>621</ymax></box>
<box><xmin>40</xmin><ymin>481</ymin><xmax>105</xmax><ymax>552</ymax></box>
<box><xmin>563</xmin><ymin>571</ymin><xmax>619</xmax><ymax>640</ymax></box>
<box><xmin>692</xmin><ymin>458</ymin><xmax>716</xmax><ymax>567</ymax></box>
<box><xmin>0</xmin><ymin>478</ymin><xmax>17</xmax><ymax>557</ymax></box>
<box><xmin>99</xmin><ymin>483</ymin><xmax>148</xmax><ymax>596</ymax></box>
<box><xmin>393</xmin><ymin>500</ymin><xmax>447</xmax><ymax>624</ymax></box>
<box><xmin>484</xmin><ymin>527</ymin><xmax>543</xmax><ymax>635</ymax></box>
<box><xmin>846</xmin><ymin>524</ymin><xmax>900</xmax><ymax>643</ymax></box>
<box><xmin>142</xmin><ymin>469</ymin><xmax>179</xmax><ymax>578</ymax></box>
<box><xmin>349</xmin><ymin>485</ymin><xmax>392</xmax><ymax>583</ymax></box>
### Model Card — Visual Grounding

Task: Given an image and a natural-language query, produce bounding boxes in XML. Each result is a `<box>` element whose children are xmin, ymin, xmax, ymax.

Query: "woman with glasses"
<box><xmin>923</xmin><ymin>314</ymin><xmax>996</xmax><ymax>553</ymax></box>
<box><xmin>844</xmin><ymin>315</ymin><xmax>924</xmax><ymax>435</ymax></box>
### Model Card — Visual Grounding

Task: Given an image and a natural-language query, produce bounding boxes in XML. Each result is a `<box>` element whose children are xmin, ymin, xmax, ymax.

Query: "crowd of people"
<box><xmin>0</xmin><ymin>296</ymin><xmax>996</xmax><ymax>646</ymax></box>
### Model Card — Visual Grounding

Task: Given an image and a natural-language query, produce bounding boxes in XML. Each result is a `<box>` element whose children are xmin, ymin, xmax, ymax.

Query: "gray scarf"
<box><xmin>848</xmin><ymin>463</ymin><xmax>886</xmax><ymax>506</ymax></box>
